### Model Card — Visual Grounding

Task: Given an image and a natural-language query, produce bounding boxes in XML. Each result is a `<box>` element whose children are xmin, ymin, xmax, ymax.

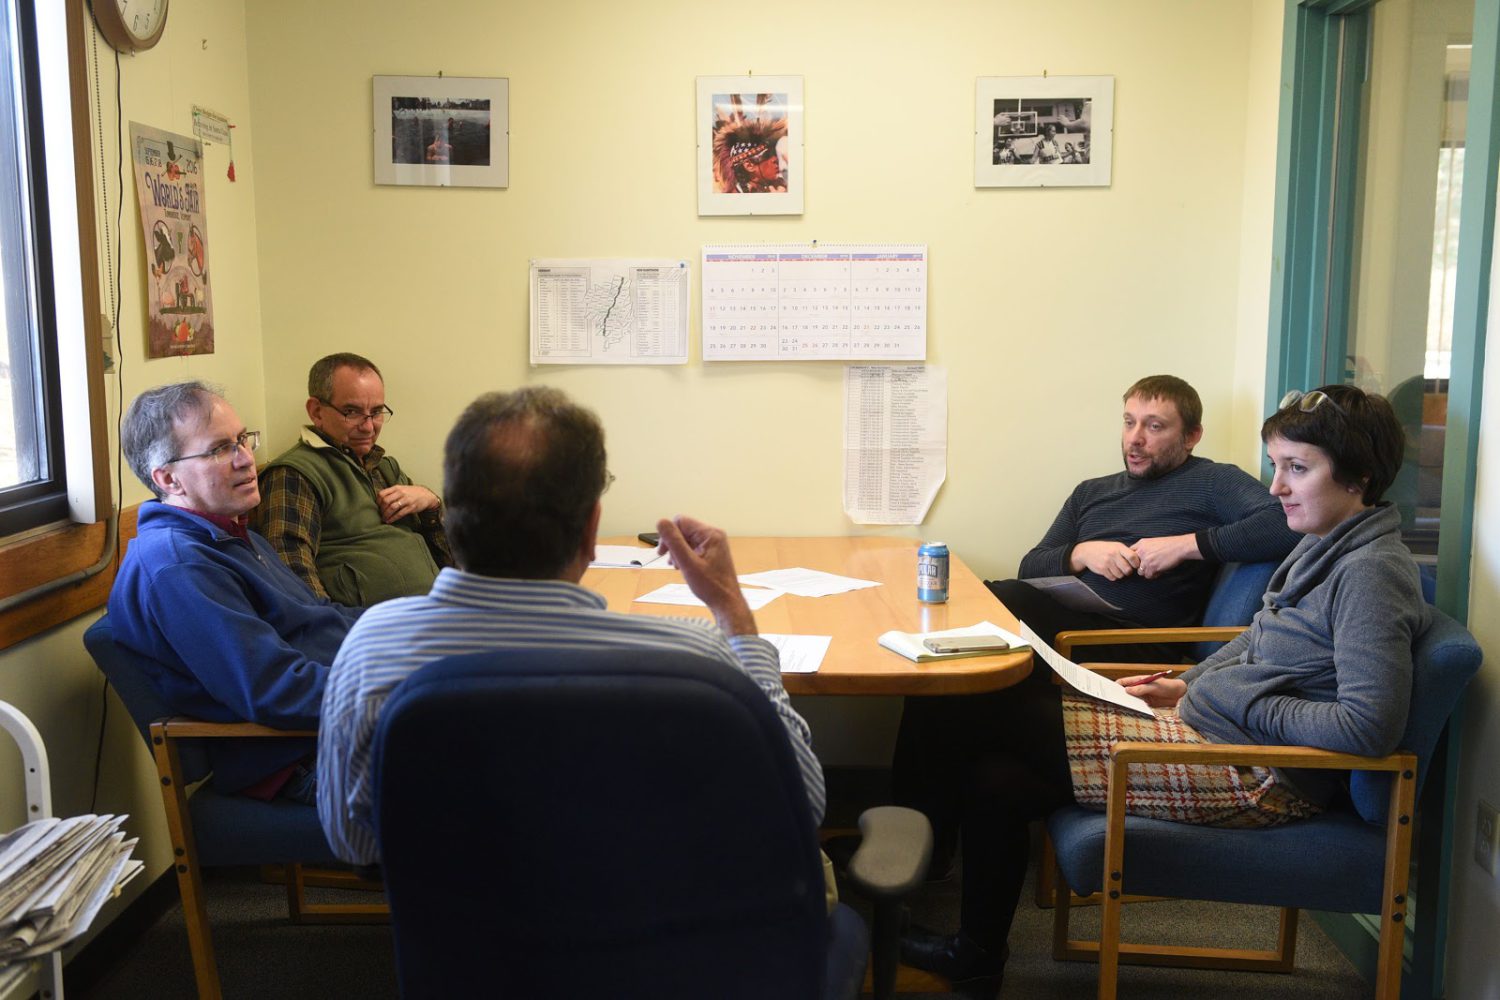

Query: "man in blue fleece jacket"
<box><xmin>108</xmin><ymin>381</ymin><xmax>361</xmax><ymax>798</ymax></box>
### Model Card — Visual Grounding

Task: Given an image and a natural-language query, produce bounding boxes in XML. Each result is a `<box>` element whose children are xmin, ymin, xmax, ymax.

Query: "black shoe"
<box><xmin>899</xmin><ymin>925</ymin><xmax>1006</xmax><ymax>999</ymax></box>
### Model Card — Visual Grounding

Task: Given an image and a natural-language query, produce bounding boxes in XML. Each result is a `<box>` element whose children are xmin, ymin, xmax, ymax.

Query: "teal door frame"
<box><xmin>1267</xmin><ymin>1</ymin><xmax>1497</xmax><ymax>997</ymax></box>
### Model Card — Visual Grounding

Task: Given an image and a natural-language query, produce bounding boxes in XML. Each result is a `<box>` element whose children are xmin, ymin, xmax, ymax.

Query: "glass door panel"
<box><xmin>1345</xmin><ymin>0</ymin><xmax>1473</xmax><ymax>574</ymax></box>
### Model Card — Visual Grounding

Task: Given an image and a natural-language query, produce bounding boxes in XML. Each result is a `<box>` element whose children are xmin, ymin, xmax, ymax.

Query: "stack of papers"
<box><xmin>0</xmin><ymin>815</ymin><xmax>142</xmax><ymax>965</ymax></box>
<box><xmin>878</xmin><ymin>621</ymin><xmax>1028</xmax><ymax>663</ymax></box>
<box><xmin>737</xmin><ymin>568</ymin><xmax>882</xmax><ymax>598</ymax></box>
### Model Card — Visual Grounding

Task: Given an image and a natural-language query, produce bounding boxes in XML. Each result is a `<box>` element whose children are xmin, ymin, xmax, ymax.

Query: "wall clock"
<box><xmin>94</xmin><ymin>0</ymin><xmax>169</xmax><ymax>53</ymax></box>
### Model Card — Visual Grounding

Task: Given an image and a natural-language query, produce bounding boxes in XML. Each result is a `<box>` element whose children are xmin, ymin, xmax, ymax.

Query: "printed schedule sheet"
<box><xmin>701</xmin><ymin>243</ymin><xmax>927</xmax><ymax>361</ymax></box>
<box><xmin>530</xmin><ymin>258</ymin><xmax>690</xmax><ymax>365</ymax></box>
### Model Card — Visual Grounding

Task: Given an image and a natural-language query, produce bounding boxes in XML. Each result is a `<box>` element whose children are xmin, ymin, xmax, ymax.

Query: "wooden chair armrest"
<box><xmin>1098</xmin><ymin>741</ymin><xmax>1420</xmax><ymax>930</ymax></box>
<box><xmin>1108</xmin><ymin>740</ymin><xmax>1415</xmax><ymax>773</ymax></box>
<box><xmin>151</xmin><ymin>718</ymin><xmax>318</xmax><ymax>740</ymax></box>
<box><xmin>1054</xmin><ymin>626</ymin><xmax>1246</xmax><ymax>658</ymax></box>
<box><xmin>1082</xmin><ymin>664</ymin><xmax>1192</xmax><ymax>681</ymax></box>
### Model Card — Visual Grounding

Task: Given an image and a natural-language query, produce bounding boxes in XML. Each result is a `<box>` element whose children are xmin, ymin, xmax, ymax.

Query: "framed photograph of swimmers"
<box><xmin>696</xmin><ymin>76</ymin><xmax>804</xmax><ymax>215</ymax></box>
<box><xmin>974</xmin><ymin>75</ymin><xmax>1113</xmax><ymax>188</ymax></box>
<box><xmin>372</xmin><ymin>75</ymin><xmax>509</xmax><ymax>188</ymax></box>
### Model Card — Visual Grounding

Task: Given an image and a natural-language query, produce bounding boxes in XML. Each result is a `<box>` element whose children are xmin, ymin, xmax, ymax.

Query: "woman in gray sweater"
<box><xmin>900</xmin><ymin>385</ymin><xmax>1429</xmax><ymax>999</ymax></box>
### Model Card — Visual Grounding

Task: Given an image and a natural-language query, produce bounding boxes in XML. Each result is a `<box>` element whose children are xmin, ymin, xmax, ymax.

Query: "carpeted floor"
<box><xmin>70</xmin><ymin>855</ymin><xmax>1369</xmax><ymax>1000</ymax></box>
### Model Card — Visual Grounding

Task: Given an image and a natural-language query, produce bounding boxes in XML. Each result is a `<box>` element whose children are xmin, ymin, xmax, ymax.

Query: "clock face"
<box><xmin>96</xmin><ymin>0</ymin><xmax>170</xmax><ymax>52</ymax></box>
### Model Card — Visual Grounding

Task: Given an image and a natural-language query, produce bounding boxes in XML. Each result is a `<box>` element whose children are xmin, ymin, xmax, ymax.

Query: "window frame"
<box><xmin>0</xmin><ymin>0</ymin><xmax>112</xmax><ymax>648</ymax></box>
<box><xmin>0</xmin><ymin>0</ymin><xmax>69</xmax><ymax>537</ymax></box>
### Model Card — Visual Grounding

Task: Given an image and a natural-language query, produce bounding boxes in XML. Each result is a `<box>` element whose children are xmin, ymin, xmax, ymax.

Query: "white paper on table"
<box><xmin>530</xmin><ymin>258</ymin><xmax>689</xmax><ymax>365</ymax></box>
<box><xmin>736</xmin><ymin>567</ymin><xmax>881</xmax><ymax>597</ymax></box>
<box><xmin>1020</xmin><ymin>576</ymin><xmax>1122</xmax><ymax>613</ymax></box>
<box><xmin>760</xmin><ymin>634</ymin><xmax>833</xmax><ymax>674</ymax></box>
<box><xmin>589</xmin><ymin>545</ymin><xmax>671</xmax><ymax>569</ymax></box>
<box><xmin>843</xmin><ymin>364</ymin><xmax>947</xmax><ymax>525</ymax></box>
<box><xmin>1018</xmin><ymin>621</ymin><xmax>1156</xmax><ymax>718</ymax></box>
<box><xmin>634</xmin><ymin>584</ymin><xmax>782</xmax><ymax>612</ymax></box>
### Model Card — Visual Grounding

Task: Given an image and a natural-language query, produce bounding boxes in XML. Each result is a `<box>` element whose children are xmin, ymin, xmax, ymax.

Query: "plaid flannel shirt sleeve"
<box><xmin>249</xmin><ymin>465</ymin><xmax>329</xmax><ymax>599</ymax></box>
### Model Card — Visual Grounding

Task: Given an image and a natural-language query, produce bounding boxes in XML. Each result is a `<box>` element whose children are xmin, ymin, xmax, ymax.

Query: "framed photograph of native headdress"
<box><xmin>974</xmin><ymin>75</ymin><xmax>1113</xmax><ymax>188</ymax></box>
<box><xmin>696</xmin><ymin>76</ymin><xmax>804</xmax><ymax>215</ymax></box>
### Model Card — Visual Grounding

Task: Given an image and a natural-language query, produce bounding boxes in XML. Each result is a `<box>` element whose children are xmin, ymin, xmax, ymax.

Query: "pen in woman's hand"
<box><xmin>1122</xmin><ymin>669</ymin><xmax>1173</xmax><ymax>688</ymax></box>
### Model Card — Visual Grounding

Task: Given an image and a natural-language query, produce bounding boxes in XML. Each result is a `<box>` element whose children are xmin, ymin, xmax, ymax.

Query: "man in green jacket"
<box><xmin>250</xmin><ymin>353</ymin><xmax>451</xmax><ymax>607</ymax></box>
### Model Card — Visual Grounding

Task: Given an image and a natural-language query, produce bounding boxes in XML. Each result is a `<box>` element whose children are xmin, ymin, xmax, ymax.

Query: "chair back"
<box><xmin>373</xmin><ymin>646</ymin><xmax>832</xmax><ymax>1000</ymax></box>
<box><xmin>1348</xmin><ymin>606</ymin><xmax>1482</xmax><ymax>823</ymax></box>
<box><xmin>1189</xmin><ymin>560</ymin><xmax>1278</xmax><ymax>660</ymax></box>
<box><xmin>83</xmin><ymin>614</ymin><xmax>213</xmax><ymax>783</ymax></box>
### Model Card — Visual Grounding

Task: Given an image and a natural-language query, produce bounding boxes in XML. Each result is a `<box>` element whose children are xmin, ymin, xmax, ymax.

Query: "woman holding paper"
<box><xmin>900</xmin><ymin>385</ymin><xmax>1428</xmax><ymax>999</ymax></box>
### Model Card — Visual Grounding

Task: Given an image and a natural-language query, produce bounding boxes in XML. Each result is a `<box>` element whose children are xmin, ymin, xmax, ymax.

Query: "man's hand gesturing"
<box><xmin>657</xmin><ymin>515</ymin><xmax>757</xmax><ymax>637</ymax></box>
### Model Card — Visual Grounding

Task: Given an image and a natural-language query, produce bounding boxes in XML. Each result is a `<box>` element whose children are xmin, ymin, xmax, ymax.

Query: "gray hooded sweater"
<box><xmin>1177</xmin><ymin>503</ymin><xmax>1430</xmax><ymax>807</ymax></box>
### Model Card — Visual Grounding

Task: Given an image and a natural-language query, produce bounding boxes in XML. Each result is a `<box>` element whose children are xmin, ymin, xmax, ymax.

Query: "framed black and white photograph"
<box><xmin>974</xmin><ymin>75</ymin><xmax>1113</xmax><ymax>188</ymax></box>
<box><xmin>373</xmin><ymin>75</ymin><xmax>508</xmax><ymax>188</ymax></box>
<box><xmin>696</xmin><ymin>75</ymin><xmax>804</xmax><ymax>216</ymax></box>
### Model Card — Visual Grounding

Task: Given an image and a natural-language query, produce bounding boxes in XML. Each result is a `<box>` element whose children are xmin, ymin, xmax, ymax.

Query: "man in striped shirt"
<box><xmin>316</xmin><ymin>386</ymin><xmax>825</xmax><ymax>867</ymax></box>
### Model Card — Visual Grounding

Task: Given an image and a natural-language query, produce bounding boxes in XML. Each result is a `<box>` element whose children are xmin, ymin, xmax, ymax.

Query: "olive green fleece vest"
<box><xmin>263</xmin><ymin>440</ymin><xmax>439</xmax><ymax>607</ymax></box>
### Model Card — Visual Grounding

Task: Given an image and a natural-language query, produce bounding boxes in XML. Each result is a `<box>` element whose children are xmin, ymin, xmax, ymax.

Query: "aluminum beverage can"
<box><xmin>917</xmin><ymin>542</ymin><xmax>949</xmax><ymax>603</ymax></box>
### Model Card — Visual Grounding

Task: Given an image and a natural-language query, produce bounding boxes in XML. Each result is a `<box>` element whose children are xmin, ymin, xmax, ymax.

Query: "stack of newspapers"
<box><xmin>0</xmin><ymin>814</ymin><xmax>142</xmax><ymax>984</ymax></box>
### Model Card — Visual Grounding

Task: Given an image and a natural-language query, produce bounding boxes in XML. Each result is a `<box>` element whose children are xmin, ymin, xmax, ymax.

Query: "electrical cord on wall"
<box><xmin>85</xmin><ymin>11</ymin><xmax>125</xmax><ymax>816</ymax></box>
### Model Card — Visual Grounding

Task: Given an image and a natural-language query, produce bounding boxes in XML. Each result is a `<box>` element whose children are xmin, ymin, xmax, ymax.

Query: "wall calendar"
<box><xmin>700</xmin><ymin>243</ymin><xmax>927</xmax><ymax>361</ymax></box>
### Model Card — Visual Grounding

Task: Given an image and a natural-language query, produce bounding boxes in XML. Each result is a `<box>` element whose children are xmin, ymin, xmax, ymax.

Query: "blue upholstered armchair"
<box><xmin>1046</xmin><ymin>607</ymin><xmax>1481</xmax><ymax>1000</ymax></box>
<box><xmin>83</xmin><ymin>614</ymin><xmax>386</xmax><ymax>1000</ymax></box>
<box><xmin>371</xmin><ymin>646</ymin><xmax>930</xmax><ymax>1000</ymax></box>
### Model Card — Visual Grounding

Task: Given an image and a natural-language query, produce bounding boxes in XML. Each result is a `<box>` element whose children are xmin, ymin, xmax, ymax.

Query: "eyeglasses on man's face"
<box><xmin>1278</xmin><ymin>389</ymin><xmax>1348</xmax><ymax>417</ymax></box>
<box><xmin>317</xmin><ymin>399</ymin><xmax>395</xmax><ymax>425</ymax></box>
<box><xmin>166</xmin><ymin>429</ymin><xmax>261</xmax><ymax>465</ymax></box>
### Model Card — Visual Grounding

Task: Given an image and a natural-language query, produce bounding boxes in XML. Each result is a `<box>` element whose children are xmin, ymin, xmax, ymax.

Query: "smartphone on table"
<box><xmin>922</xmin><ymin>635</ymin><xmax>1015</xmax><ymax>654</ymax></box>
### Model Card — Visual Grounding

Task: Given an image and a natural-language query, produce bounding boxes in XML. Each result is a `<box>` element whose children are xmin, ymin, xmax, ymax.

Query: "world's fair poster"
<box><xmin>130</xmin><ymin>123</ymin><xmax>214</xmax><ymax>358</ymax></box>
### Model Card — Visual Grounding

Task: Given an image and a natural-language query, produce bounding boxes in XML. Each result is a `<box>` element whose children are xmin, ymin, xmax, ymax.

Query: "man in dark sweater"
<box><xmin>893</xmin><ymin>375</ymin><xmax>1301</xmax><ymax>874</ymax></box>
<box><xmin>998</xmin><ymin>375</ymin><xmax>1301</xmax><ymax>641</ymax></box>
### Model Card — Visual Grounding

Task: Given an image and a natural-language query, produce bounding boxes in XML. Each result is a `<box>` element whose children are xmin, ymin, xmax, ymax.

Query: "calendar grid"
<box><xmin>702</xmin><ymin>243</ymin><xmax>927</xmax><ymax>361</ymax></box>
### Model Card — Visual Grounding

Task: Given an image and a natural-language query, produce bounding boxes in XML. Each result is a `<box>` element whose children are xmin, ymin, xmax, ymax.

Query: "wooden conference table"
<box><xmin>582</xmin><ymin>535</ymin><xmax>1034</xmax><ymax>696</ymax></box>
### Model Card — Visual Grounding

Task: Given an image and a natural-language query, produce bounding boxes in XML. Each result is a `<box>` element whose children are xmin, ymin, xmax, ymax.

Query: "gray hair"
<box><xmin>122</xmin><ymin>381</ymin><xmax>222</xmax><ymax>498</ymax></box>
<box><xmin>308</xmin><ymin>353</ymin><xmax>382</xmax><ymax>401</ymax></box>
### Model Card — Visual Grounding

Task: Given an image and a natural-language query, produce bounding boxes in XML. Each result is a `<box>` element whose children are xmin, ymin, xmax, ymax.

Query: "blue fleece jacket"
<box><xmin>108</xmin><ymin>502</ymin><xmax>361</xmax><ymax>791</ymax></box>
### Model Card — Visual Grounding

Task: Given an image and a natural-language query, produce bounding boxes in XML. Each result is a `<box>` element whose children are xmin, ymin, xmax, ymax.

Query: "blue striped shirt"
<box><xmin>316</xmin><ymin>567</ymin><xmax>826</xmax><ymax>865</ymax></box>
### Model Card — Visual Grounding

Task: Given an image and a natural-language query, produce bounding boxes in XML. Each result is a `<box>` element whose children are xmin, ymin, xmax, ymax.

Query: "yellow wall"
<box><xmin>244</xmin><ymin>0</ymin><xmax>1280</xmax><ymax>581</ymax></box>
<box><xmin>1</xmin><ymin>0</ymin><xmax>1294</xmax><ymax>974</ymax></box>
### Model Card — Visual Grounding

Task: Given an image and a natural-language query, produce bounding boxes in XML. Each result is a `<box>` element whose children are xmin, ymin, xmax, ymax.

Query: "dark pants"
<box><xmin>890</xmin><ymin>579</ymin><xmax>1169</xmax><ymax>948</ymax></box>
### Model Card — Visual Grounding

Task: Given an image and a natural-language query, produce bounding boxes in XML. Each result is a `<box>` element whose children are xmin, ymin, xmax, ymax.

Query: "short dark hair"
<box><xmin>1261</xmin><ymin>384</ymin><xmax>1405</xmax><ymax>505</ymax></box>
<box><xmin>1123</xmin><ymin>375</ymin><xmax>1203</xmax><ymax>432</ymax></box>
<box><xmin>308</xmin><ymin>353</ymin><xmax>382</xmax><ymax>401</ymax></box>
<box><xmin>122</xmin><ymin>381</ymin><xmax>222</xmax><ymax>498</ymax></box>
<box><xmin>443</xmin><ymin>386</ymin><xmax>608</xmax><ymax>579</ymax></box>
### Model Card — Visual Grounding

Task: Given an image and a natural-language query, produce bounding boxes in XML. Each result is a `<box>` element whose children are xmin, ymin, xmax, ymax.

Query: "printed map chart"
<box><xmin>530</xmin><ymin>258</ymin><xmax>690</xmax><ymax>364</ymax></box>
<box><xmin>701</xmin><ymin>243</ymin><xmax>927</xmax><ymax>361</ymax></box>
